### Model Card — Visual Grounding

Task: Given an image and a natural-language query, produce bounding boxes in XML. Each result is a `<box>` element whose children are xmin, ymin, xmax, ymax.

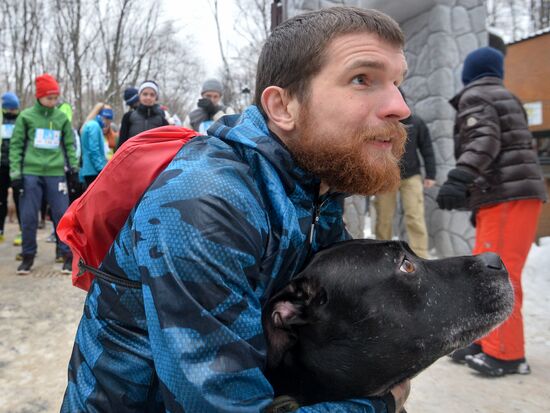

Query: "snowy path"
<box><xmin>0</xmin><ymin>221</ymin><xmax>548</xmax><ymax>412</ymax></box>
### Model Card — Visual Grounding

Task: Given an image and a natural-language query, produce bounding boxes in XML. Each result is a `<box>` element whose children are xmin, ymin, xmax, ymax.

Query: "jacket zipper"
<box><xmin>306</xmin><ymin>189</ymin><xmax>333</xmax><ymax>258</ymax></box>
<box><xmin>309</xmin><ymin>201</ymin><xmax>321</xmax><ymax>244</ymax></box>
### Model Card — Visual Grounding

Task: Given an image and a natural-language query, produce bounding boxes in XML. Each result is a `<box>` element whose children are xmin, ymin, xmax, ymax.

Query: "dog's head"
<box><xmin>263</xmin><ymin>239</ymin><xmax>513</xmax><ymax>401</ymax></box>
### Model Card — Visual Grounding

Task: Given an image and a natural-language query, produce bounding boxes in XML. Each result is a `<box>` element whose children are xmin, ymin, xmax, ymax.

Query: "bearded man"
<box><xmin>62</xmin><ymin>7</ymin><xmax>410</xmax><ymax>413</ymax></box>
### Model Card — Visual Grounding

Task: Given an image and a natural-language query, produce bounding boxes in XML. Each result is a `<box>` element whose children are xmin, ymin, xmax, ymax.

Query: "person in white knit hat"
<box><xmin>117</xmin><ymin>80</ymin><xmax>169</xmax><ymax>149</ymax></box>
<box><xmin>184</xmin><ymin>78</ymin><xmax>235</xmax><ymax>133</ymax></box>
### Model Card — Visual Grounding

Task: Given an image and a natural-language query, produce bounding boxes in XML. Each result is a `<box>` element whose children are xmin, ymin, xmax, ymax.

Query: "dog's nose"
<box><xmin>479</xmin><ymin>252</ymin><xmax>504</xmax><ymax>270</ymax></box>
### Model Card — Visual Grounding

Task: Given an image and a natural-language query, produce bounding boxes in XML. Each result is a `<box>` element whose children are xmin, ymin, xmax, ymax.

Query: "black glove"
<box><xmin>470</xmin><ymin>210</ymin><xmax>477</xmax><ymax>227</ymax></box>
<box><xmin>197</xmin><ymin>98</ymin><xmax>220</xmax><ymax>116</ymax></box>
<box><xmin>436</xmin><ymin>169</ymin><xmax>476</xmax><ymax>210</ymax></box>
<box><xmin>66</xmin><ymin>168</ymin><xmax>81</xmax><ymax>196</ymax></box>
<box><xmin>11</xmin><ymin>178</ymin><xmax>23</xmax><ymax>195</ymax></box>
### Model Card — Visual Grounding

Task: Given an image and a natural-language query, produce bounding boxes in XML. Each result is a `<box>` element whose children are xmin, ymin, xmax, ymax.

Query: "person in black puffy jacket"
<box><xmin>438</xmin><ymin>47</ymin><xmax>547</xmax><ymax>377</ymax></box>
<box><xmin>117</xmin><ymin>80</ymin><xmax>168</xmax><ymax>149</ymax></box>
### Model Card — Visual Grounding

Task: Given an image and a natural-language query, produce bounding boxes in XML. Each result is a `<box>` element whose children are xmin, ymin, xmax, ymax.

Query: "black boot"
<box><xmin>62</xmin><ymin>255</ymin><xmax>72</xmax><ymax>275</ymax></box>
<box><xmin>55</xmin><ymin>245</ymin><xmax>64</xmax><ymax>263</ymax></box>
<box><xmin>466</xmin><ymin>352</ymin><xmax>531</xmax><ymax>377</ymax></box>
<box><xmin>17</xmin><ymin>255</ymin><xmax>35</xmax><ymax>275</ymax></box>
<box><xmin>449</xmin><ymin>343</ymin><xmax>482</xmax><ymax>364</ymax></box>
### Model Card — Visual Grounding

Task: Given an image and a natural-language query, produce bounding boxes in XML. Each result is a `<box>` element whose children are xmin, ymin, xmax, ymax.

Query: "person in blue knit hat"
<box><xmin>1</xmin><ymin>92</ymin><xmax>22</xmax><ymax>244</ymax></box>
<box><xmin>461</xmin><ymin>46</ymin><xmax>504</xmax><ymax>85</ymax></box>
<box><xmin>123</xmin><ymin>87</ymin><xmax>139</xmax><ymax>109</ymax></box>
<box><xmin>438</xmin><ymin>46</ymin><xmax>547</xmax><ymax>376</ymax></box>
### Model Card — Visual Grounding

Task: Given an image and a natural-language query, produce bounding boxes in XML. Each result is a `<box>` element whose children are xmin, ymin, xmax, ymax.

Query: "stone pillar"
<box><xmin>284</xmin><ymin>0</ymin><xmax>487</xmax><ymax>257</ymax></box>
<box><xmin>399</xmin><ymin>0</ymin><xmax>486</xmax><ymax>257</ymax></box>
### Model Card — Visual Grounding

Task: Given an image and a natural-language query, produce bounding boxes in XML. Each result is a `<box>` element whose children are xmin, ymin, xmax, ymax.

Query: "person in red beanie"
<box><xmin>9</xmin><ymin>73</ymin><xmax>79</xmax><ymax>275</ymax></box>
<box><xmin>35</xmin><ymin>74</ymin><xmax>60</xmax><ymax>103</ymax></box>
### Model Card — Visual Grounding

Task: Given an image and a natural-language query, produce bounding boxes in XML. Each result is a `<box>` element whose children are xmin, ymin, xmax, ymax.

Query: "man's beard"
<box><xmin>287</xmin><ymin>107</ymin><xmax>407</xmax><ymax>195</ymax></box>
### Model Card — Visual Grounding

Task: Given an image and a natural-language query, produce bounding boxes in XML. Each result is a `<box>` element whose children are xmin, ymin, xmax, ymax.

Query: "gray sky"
<box><xmin>162</xmin><ymin>0</ymin><xmax>239</xmax><ymax>76</ymax></box>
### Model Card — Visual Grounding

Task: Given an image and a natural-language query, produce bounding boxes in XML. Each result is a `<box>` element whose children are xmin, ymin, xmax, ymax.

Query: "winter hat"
<box><xmin>123</xmin><ymin>87</ymin><xmax>139</xmax><ymax>106</ymax></box>
<box><xmin>201</xmin><ymin>78</ymin><xmax>223</xmax><ymax>95</ymax></box>
<box><xmin>1</xmin><ymin>92</ymin><xmax>20</xmax><ymax>110</ymax></box>
<box><xmin>35</xmin><ymin>73</ymin><xmax>60</xmax><ymax>98</ymax></box>
<box><xmin>95</xmin><ymin>115</ymin><xmax>105</xmax><ymax>129</ymax></box>
<box><xmin>462</xmin><ymin>47</ymin><xmax>504</xmax><ymax>86</ymax></box>
<box><xmin>99</xmin><ymin>107</ymin><xmax>114</xmax><ymax>120</ymax></box>
<box><xmin>138</xmin><ymin>80</ymin><xmax>159</xmax><ymax>97</ymax></box>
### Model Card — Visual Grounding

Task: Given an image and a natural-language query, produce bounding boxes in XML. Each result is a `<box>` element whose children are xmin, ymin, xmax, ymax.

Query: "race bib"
<box><xmin>1</xmin><ymin>124</ymin><xmax>14</xmax><ymax>139</ymax></box>
<box><xmin>34</xmin><ymin>128</ymin><xmax>61</xmax><ymax>149</ymax></box>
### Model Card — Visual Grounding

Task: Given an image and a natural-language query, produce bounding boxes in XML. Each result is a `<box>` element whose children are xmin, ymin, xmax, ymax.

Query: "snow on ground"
<box><xmin>0</xmin><ymin>223</ymin><xmax>548</xmax><ymax>412</ymax></box>
<box><xmin>523</xmin><ymin>237</ymin><xmax>550</xmax><ymax>318</ymax></box>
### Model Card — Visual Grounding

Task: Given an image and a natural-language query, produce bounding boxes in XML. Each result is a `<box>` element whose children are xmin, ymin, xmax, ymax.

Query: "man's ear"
<box><xmin>261</xmin><ymin>86</ymin><xmax>298</xmax><ymax>132</ymax></box>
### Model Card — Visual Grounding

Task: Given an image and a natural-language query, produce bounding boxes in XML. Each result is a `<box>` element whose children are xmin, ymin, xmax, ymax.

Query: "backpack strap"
<box><xmin>77</xmin><ymin>259</ymin><xmax>142</xmax><ymax>289</ymax></box>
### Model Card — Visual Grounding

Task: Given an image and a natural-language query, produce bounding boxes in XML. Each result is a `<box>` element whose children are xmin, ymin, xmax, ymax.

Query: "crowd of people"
<box><xmin>0</xmin><ymin>5</ymin><xmax>547</xmax><ymax>412</ymax></box>
<box><xmin>0</xmin><ymin>75</ymin><xmax>234</xmax><ymax>276</ymax></box>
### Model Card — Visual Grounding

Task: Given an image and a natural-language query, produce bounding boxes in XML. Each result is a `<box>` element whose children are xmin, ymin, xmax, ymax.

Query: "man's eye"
<box><xmin>399</xmin><ymin>259</ymin><xmax>415</xmax><ymax>274</ymax></box>
<box><xmin>351</xmin><ymin>75</ymin><xmax>369</xmax><ymax>86</ymax></box>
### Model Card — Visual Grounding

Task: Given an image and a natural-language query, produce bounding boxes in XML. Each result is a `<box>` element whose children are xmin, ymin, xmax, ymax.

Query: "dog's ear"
<box><xmin>264</xmin><ymin>277</ymin><xmax>325</xmax><ymax>368</ymax></box>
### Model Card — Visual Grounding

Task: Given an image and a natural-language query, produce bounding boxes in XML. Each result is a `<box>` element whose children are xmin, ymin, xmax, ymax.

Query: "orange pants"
<box><xmin>473</xmin><ymin>199</ymin><xmax>542</xmax><ymax>360</ymax></box>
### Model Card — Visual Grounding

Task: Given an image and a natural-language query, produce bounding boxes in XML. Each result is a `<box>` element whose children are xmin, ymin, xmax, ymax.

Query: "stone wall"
<box><xmin>284</xmin><ymin>0</ymin><xmax>487</xmax><ymax>257</ymax></box>
<box><xmin>401</xmin><ymin>1</ymin><xmax>486</xmax><ymax>257</ymax></box>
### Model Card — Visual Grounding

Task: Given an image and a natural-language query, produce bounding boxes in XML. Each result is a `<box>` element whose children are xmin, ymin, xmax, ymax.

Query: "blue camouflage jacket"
<box><xmin>61</xmin><ymin>105</ymin><xmax>390</xmax><ymax>413</ymax></box>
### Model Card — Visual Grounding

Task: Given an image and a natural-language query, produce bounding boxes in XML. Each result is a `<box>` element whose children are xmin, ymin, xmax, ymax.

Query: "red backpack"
<box><xmin>57</xmin><ymin>126</ymin><xmax>198</xmax><ymax>291</ymax></box>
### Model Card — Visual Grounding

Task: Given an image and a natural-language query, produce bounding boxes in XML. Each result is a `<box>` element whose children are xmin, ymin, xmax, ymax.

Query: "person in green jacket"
<box><xmin>9</xmin><ymin>73</ymin><xmax>79</xmax><ymax>275</ymax></box>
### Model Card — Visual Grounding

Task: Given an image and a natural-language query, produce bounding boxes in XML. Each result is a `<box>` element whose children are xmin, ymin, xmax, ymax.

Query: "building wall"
<box><xmin>505</xmin><ymin>32</ymin><xmax>550</xmax><ymax>238</ymax></box>
<box><xmin>284</xmin><ymin>0</ymin><xmax>487</xmax><ymax>257</ymax></box>
<box><xmin>505</xmin><ymin>33</ymin><xmax>550</xmax><ymax>133</ymax></box>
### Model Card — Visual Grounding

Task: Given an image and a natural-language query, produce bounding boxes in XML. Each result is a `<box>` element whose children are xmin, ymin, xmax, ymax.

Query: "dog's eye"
<box><xmin>399</xmin><ymin>259</ymin><xmax>415</xmax><ymax>274</ymax></box>
<box><xmin>313</xmin><ymin>289</ymin><xmax>327</xmax><ymax>306</ymax></box>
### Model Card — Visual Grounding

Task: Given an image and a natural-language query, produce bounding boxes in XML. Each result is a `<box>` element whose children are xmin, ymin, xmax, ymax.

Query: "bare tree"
<box><xmin>94</xmin><ymin>0</ymin><xmax>158</xmax><ymax>109</ymax></box>
<box><xmin>209</xmin><ymin>0</ymin><xmax>271</xmax><ymax>110</ymax></box>
<box><xmin>209</xmin><ymin>0</ymin><xmax>237</xmax><ymax>105</ymax></box>
<box><xmin>1</xmin><ymin>0</ymin><xmax>203</xmax><ymax>125</ymax></box>
<box><xmin>0</xmin><ymin>0</ymin><xmax>46</xmax><ymax>106</ymax></box>
<box><xmin>52</xmin><ymin>0</ymin><xmax>100</xmax><ymax>125</ymax></box>
<box><xmin>139</xmin><ymin>20</ymin><xmax>204</xmax><ymax>117</ymax></box>
<box><xmin>487</xmin><ymin>0</ymin><xmax>541</xmax><ymax>42</ymax></box>
<box><xmin>529</xmin><ymin>0</ymin><xmax>550</xmax><ymax>30</ymax></box>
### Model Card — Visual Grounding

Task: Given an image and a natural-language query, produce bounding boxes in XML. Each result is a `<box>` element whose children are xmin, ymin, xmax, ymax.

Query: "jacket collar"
<box><xmin>136</xmin><ymin>103</ymin><xmax>161</xmax><ymax>116</ymax></box>
<box><xmin>34</xmin><ymin>100</ymin><xmax>56</xmax><ymax>116</ymax></box>
<box><xmin>449</xmin><ymin>76</ymin><xmax>503</xmax><ymax>109</ymax></box>
<box><xmin>208</xmin><ymin>105</ymin><xmax>321</xmax><ymax>196</ymax></box>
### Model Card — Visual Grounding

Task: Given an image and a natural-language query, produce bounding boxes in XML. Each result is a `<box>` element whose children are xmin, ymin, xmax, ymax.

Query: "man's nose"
<box><xmin>381</xmin><ymin>86</ymin><xmax>411</xmax><ymax>121</ymax></box>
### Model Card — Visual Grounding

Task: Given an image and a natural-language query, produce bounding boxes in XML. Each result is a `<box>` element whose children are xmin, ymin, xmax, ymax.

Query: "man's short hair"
<box><xmin>254</xmin><ymin>7</ymin><xmax>404</xmax><ymax>115</ymax></box>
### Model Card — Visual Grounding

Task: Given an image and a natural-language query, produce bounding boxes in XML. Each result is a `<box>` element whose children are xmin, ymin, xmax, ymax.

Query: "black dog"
<box><xmin>263</xmin><ymin>239</ymin><xmax>513</xmax><ymax>406</ymax></box>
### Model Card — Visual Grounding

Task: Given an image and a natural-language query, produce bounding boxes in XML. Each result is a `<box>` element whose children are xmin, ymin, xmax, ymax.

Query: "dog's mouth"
<box><xmin>444</xmin><ymin>308</ymin><xmax>511</xmax><ymax>352</ymax></box>
<box><xmin>437</xmin><ymin>279</ymin><xmax>513</xmax><ymax>354</ymax></box>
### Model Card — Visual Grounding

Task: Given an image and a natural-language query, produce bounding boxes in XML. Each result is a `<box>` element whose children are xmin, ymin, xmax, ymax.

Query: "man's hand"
<box><xmin>11</xmin><ymin>178</ymin><xmax>23</xmax><ymax>195</ymax></box>
<box><xmin>436</xmin><ymin>169</ymin><xmax>475</xmax><ymax>210</ymax></box>
<box><xmin>423</xmin><ymin>179</ymin><xmax>436</xmax><ymax>189</ymax></box>
<box><xmin>198</xmin><ymin>98</ymin><xmax>220</xmax><ymax>116</ymax></box>
<box><xmin>390</xmin><ymin>379</ymin><xmax>411</xmax><ymax>413</ymax></box>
